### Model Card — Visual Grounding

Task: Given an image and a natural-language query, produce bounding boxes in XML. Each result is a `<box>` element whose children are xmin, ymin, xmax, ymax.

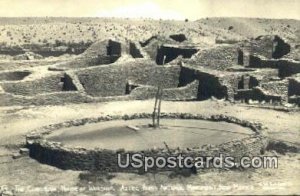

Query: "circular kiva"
<box><xmin>26</xmin><ymin>113</ymin><xmax>268</xmax><ymax>172</ymax></box>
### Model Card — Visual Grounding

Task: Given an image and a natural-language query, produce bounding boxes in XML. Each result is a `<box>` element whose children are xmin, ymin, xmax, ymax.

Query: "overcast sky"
<box><xmin>0</xmin><ymin>0</ymin><xmax>299</xmax><ymax>20</ymax></box>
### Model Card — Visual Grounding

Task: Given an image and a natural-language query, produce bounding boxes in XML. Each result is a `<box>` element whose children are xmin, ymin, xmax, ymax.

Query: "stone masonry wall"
<box><xmin>288</xmin><ymin>77</ymin><xmax>300</xmax><ymax>96</ymax></box>
<box><xmin>278</xmin><ymin>59</ymin><xmax>300</xmax><ymax>78</ymax></box>
<box><xmin>130</xmin><ymin>80</ymin><xmax>199</xmax><ymax>101</ymax></box>
<box><xmin>76</xmin><ymin>61</ymin><xmax>181</xmax><ymax>97</ymax></box>
<box><xmin>248</xmin><ymin>54</ymin><xmax>300</xmax><ymax>78</ymax></box>
<box><xmin>1</xmin><ymin>74</ymin><xmax>66</xmax><ymax>96</ymax></box>
<box><xmin>185</xmin><ymin>45</ymin><xmax>238</xmax><ymax>70</ymax></box>
<box><xmin>261</xmin><ymin>80</ymin><xmax>289</xmax><ymax>100</ymax></box>
<box><xmin>0</xmin><ymin>71</ymin><xmax>31</xmax><ymax>81</ymax></box>
<box><xmin>234</xmin><ymin>87</ymin><xmax>282</xmax><ymax>103</ymax></box>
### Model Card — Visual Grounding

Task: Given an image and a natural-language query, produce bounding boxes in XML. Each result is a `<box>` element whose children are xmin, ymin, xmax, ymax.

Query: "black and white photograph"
<box><xmin>0</xmin><ymin>0</ymin><xmax>299</xmax><ymax>195</ymax></box>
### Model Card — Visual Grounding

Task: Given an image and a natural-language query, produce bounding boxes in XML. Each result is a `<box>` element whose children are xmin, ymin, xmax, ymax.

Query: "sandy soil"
<box><xmin>0</xmin><ymin>18</ymin><xmax>299</xmax><ymax>46</ymax></box>
<box><xmin>0</xmin><ymin>100</ymin><xmax>299</xmax><ymax>145</ymax></box>
<box><xmin>0</xmin><ymin>16</ymin><xmax>299</xmax><ymax>195</ymax></box>
<box><xmin>46</xmin><ymin>119</ymin><xmax>252</xmax><ymax>150</ymax></box>
<box><xmin>0</xmin><ymin>100</ymin><xmax>299</xmax><ymax>195</ymax></box>
<box><xmin>0</xmin><ymin>151</ymin><xmax>299</xmax><ymax>195</ymax></box>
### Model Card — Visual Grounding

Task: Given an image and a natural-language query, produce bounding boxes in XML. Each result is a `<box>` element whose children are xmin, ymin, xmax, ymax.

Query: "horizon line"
<box><xmin>0</xmin><ymin>16</ymin><xmax>299</xmax><ymax>21</ymax></box>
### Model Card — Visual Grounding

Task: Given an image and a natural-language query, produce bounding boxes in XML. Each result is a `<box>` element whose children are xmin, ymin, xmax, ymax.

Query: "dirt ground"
<box><xmin>0</xmin><ymin>100</ymin><xmax>299</xmax><ymax>144</ymax></box>
<box><xmin>0</xmin><ymin>15</ymin><xmax>299</xmax><ymax>195</ymax></box>
<box><xmin>0</xmin><ymin>100</ymin><xmax>299</xmax><ymax>195</ymax></box>
<box><xmin>46</xmin><ymin>119</ymin><xmax>252</xmax><ymax>150</ymax></box>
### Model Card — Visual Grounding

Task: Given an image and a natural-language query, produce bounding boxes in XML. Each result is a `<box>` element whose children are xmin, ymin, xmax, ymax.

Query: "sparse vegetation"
<box><xmin>0</xmin><ymin>17</ymin><xmax>299</xmax><ymax>196</ymax></box>
<box><xmin>0</xmin><ymin>17</ymin><xmax>297</xmax><ymax>48</ymax></box>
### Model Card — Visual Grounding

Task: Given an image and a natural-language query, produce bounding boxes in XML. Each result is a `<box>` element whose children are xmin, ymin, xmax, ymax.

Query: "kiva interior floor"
<box><xmin>46</xmin><ymin>119</ymin><xmax>253</xmax><ymax>151</ymax></box>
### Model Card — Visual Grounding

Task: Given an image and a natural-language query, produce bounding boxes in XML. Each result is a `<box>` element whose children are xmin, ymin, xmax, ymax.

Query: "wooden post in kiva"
<box><xmin>152</xmin><ymin>87</ymin><xmax>159</xmax><ymax>127</ymax></box>
<box><xmin>152</xmin><ymin>54</ymin><xmax>165</xmax><ymax>128</ymax></box>
<box><xmin>152</xmin><ymin>86</ymin><xmax>163</xmax><ymax>128</ymax></box>
<box><xmin>157</xmin><ymin>86</ymin><xmax>163</xmax><ymax>127</ymax></box>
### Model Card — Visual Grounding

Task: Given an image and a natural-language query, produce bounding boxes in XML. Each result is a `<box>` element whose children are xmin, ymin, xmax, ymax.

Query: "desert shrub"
<box><xmin>6</xmin><ymin>31</ymin><xmax>12</xmax><ymax>36</ymax></box>
<box><xmin>55</xmin><ymin>39</ymin><xmax>65</xmax><ymax>46</ymax></box>
<box><xmin>42</xmin><ymin>39</ymin><xmax>48</xmax><ymax>44</ymax></box>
